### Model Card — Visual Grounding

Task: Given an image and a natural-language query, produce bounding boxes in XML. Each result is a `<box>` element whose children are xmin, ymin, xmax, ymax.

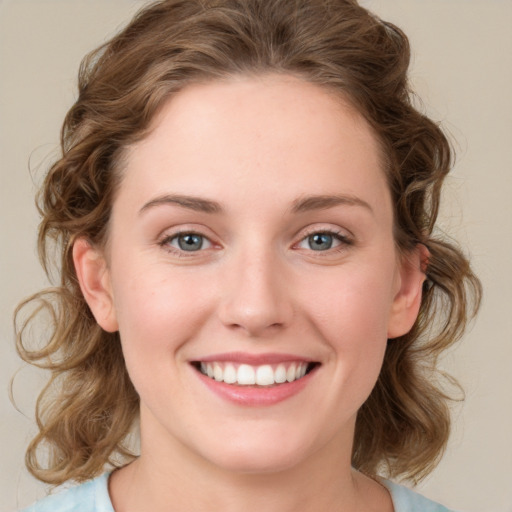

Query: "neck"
<box><xmin>109</xmin><ymin>409</ymin><xmax>391</xmax><ymax>512</ymax></box>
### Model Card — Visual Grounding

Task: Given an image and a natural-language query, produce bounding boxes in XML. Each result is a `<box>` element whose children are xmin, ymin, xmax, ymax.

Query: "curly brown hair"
<box><xmin>15</xmin><ymin>0</ymin><xmax>481</xmax><ymax>486</ymax></box>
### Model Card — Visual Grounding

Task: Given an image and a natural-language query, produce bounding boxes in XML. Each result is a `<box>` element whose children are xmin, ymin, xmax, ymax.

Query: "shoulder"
<box><xmin>20</xmin><ymin>473</ymin><xmax>113</xmax><ymax>512</ymax></box>
<box><xmin>381</xmin><ymin>479</ymin><xmax>458</xmax><ymax>512</ymax></box>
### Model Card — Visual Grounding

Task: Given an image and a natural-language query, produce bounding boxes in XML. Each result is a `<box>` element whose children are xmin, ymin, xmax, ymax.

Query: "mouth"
<box><xmin>191</xmin><ymin>361</ymin><xmax>320</xmax><ymax>387</ymax></box>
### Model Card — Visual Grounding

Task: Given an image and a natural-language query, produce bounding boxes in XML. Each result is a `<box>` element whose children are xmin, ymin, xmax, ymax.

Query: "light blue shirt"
<box><xmin>20</xmin><ymin>473</ymin><xmax>455</xmax><ymax>511</ymax></box>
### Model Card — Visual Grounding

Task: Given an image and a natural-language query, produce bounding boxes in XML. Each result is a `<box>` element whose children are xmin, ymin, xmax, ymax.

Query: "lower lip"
<box><xmin>194</xmin><ymin>367</ymin><xmax>317</xmax><ymax>406</ymax></box>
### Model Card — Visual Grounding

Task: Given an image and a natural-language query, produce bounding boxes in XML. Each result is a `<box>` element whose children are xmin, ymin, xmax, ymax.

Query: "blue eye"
<box><xmin>177</xmin><ymin>233</ymin><xmax>203</xmax><ymax>251</ymax></box>
<box><xmin>296</xmin><ymin>231</ymin><xmax>350</xmax><ymax>252</ymax></box>
<box><xmin>307</xmin><ymin>233</ymin><xmax>334</xmax><ymax>251</ymax></box>
<box><xmin>165</xmin><ymin>233</ymin><xmax>212</xmax><ymax>252</ymax></box>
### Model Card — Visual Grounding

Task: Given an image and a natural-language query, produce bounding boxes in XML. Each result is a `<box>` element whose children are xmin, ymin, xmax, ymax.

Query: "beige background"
<box><xmin>1</xmin><ymin>0</ymin><xmax>511</xmax><ymax>510</ymax></box>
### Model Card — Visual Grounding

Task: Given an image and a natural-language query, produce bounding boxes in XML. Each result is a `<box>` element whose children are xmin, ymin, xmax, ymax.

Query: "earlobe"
<box><xmin>387</xmin><ymin>244</ymin><xmax>429</xmax><ymax>339</ymax></box>
<box><xmin>73</xmin><ymin>238</ymin><xmax>119</xmax><ymax>333</ymax></box>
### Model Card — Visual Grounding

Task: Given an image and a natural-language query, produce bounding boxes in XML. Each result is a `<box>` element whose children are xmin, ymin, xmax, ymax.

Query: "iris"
<box><xmin>177</xmin><ymin>233</ymin><xmax>204</xmax><ymax>251</ymax></box>
<box><xmin>308</xmin><ymin>233</ymin><xmax>333</xmax><ymax>251</ymax></box>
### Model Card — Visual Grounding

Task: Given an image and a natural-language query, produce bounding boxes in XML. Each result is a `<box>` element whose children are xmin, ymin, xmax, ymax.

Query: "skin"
<box><xmin>74</xmin><ymin>75</ymin><xmax>425</xmax><ymax>512</ymax></box>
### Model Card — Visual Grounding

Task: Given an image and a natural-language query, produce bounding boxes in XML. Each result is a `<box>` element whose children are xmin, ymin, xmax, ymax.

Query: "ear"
<box><xmin>73</xmin><ymin>238</ymin><xmax>119</xmax><ymax>333</ymax></box>
<box><xmin>387</xmin><ymin>244</ymin><xmax>429</xmax><ymax>339</ymax></box>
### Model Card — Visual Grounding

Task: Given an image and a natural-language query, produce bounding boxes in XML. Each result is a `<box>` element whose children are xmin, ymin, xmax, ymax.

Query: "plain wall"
<box><xmin>1</xmin><ymin>0</ymin><xmax>511</xmax><ymax>510</ymax></box>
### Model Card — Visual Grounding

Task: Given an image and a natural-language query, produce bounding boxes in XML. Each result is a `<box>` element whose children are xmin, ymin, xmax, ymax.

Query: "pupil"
<box><xmin>179</xmin><ymin>234</ymin><xmax>202</xmax><ymax>251</ymax></box>
<box><xmin>309</xmin><ymin>233</ymin><xmax>332</xmax><ymax>251</ymax></box>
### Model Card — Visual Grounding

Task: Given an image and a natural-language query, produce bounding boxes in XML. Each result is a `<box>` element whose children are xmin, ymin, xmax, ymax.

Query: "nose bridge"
<box><xmin>219</xmin><ymin>241</ymin><xmax>292</xmax><ymax>336</ymax></box>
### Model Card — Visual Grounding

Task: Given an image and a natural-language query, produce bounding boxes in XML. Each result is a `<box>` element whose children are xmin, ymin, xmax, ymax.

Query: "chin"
<box><xmin>213</xmin><ymin>450</ymin><xmax>305</xmax><ymax>475</ymax></box>
<box><xmin>197</xmin><ymin>431</ymin><xmax>314</xmax><ymax>475</ymax></box>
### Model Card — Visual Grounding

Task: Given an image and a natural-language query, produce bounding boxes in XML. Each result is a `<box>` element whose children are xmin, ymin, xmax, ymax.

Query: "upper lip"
<box><xmin>191</xmin><ymin>352</ymin><xmax>317</xmax><ymax>365</ymax></box>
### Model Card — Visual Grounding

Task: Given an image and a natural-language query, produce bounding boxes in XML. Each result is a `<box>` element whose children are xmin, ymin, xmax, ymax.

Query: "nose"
<box><xmin>217</xmin><ymin>248</ymin><xmax>294</xmax><ymax>337</ymax></box>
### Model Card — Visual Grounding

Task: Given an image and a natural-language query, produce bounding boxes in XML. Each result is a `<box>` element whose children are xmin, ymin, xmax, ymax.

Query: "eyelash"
<box><xmin>295</xmin><ymin>228</ymin><xmax>353</xmax><ymax>256</ymax></box>
<box><xmin>158</xmin><ymin>228</ymin><xmax>353</xmax><ymax>256</ymax></box>
<box><xmin>158</xmin><ymin>230</ymin><xmax>213</xmax><ymax>256</ymax></box>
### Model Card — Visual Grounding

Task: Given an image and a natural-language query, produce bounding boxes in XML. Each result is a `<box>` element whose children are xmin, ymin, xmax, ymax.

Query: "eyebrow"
<box><xmin>290</xmin><ymin>194</ymin><xmax>373</xmax><ymax>215</ymax></box>
<box><xmin>139</xmin><ymin>193</ymin><xmax>373</xmax><ymax>216</ymax></box>
<box><xmin>139</xmin><ymin>194</ymin><xmax>223</xmax><ymax>215</ymax></box>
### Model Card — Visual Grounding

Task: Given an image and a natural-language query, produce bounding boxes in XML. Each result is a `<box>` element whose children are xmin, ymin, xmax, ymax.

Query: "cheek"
<box><xmin>304</xmin><ymin>264</ymin><xmax>395</xmax><ymax>338</ymax></box>
<box><xmin>109</xmin><ymin>267</ymin><xmax>217</xmax><ymax>410</ymax></box>
<box><xmin>110</xmin><ymin>262</ymin><xmax>212</xmax><ymax>361</ymax></box>
<box><xmin>301</xmin><ymin>263</ymin><xmax>395</xmax><ymax>381</ymax></box>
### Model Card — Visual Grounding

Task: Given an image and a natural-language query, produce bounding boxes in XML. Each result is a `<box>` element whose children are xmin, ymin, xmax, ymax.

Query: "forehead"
<box><xmin>119</xmin><ymin>75</ymin><xmax>390</xmax><ymax>217</ymax></box>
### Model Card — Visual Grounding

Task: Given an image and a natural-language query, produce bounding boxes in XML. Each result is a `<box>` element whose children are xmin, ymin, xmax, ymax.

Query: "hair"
<box><xmin>15</xmin><ymin>0</ymin><xmax>481</xmax><ymax>486</ymax></box>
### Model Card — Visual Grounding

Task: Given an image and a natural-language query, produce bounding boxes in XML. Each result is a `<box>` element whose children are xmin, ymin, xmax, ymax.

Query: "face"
<box><xmin>76</xmin><ymin>75</ymin><xmax>424</xmax><ymax>475</ymax></box>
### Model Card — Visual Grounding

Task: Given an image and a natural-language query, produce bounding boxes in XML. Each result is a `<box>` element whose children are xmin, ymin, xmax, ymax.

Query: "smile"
<box><xmin>197</xmin><ymin>361</ymin><xmax>311</xmax><ymax>386</ymax></box>
<box><xmin>191</xmin><ymin>356</ymin><xmax>320</xmax><ymax>406</ymax></box>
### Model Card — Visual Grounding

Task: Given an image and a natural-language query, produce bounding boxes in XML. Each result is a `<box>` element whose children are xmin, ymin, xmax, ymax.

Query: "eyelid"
<box><xmin>298</xmin><ymin>224</ymin><xmax>353</xmax><ymax>242</ymax></box>
<box><xmin>157</xmin><ymin>226</ymin><xmax>220</xmax><ymax>255</ymax></box>
<box><xmin>169</xmin><ymin>232</ymin><xmax>213</xmax><ymax>250</ymax></box>
<box><xmin>293</xmin><ymin>225</ymin><xmax>354</xmax><ymax>253</ymax></box>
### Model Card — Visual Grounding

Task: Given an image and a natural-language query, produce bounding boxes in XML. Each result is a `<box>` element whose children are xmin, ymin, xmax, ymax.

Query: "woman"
<box><xmin>16</xmin><ymin>0</ymin><xmax>481</xmax><ymax>510</ymax></box>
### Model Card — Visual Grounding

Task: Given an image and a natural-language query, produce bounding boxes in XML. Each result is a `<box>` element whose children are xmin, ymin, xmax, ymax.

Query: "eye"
<box><xmin>296</xmin><ymin>230</ymin><xmax>351</xmax><ymax>252</ymax></box>
<box><xmin>163</xmin><ymin>232</ymin><xmax>213</xmax><ymax>252</ymax></box>
<box><xmin>306</xmin><ymin>233</ymin><xmax>336</xmax><ymax>251</ymax></box>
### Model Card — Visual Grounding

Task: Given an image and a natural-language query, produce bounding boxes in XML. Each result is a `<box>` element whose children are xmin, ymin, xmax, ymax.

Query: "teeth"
<box><xmin>237</xmin><ymin>364</ymin><xmax>256</xmax><ymax>385</ymax></box>
<box><xmin>213</xmin><ymin>363</ymin><xmax>223</xmax><ymax>382</ymax></box>
<box><xmin>223</xmin><ymin>363</ymin><xmax>237</xmax><ymax>384</ymax></box>
<box><xmin>256</xmin><ymin>365</ymin><xmax>274</xmax><ymax>386</ymax></box>
<box><xmin>274</xmin><ymin>364</ymin><xmax>287</xmax><ymax>384</ymax></box>
<box><xmin>286</xmin><ymin>363</ymin><xmax>296</xmax><ymax>383</ymax></box>
<box><xmin>198</xmin><ymin>361</ymin><xmax>310</xmax><ymax>386</ymax></box>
